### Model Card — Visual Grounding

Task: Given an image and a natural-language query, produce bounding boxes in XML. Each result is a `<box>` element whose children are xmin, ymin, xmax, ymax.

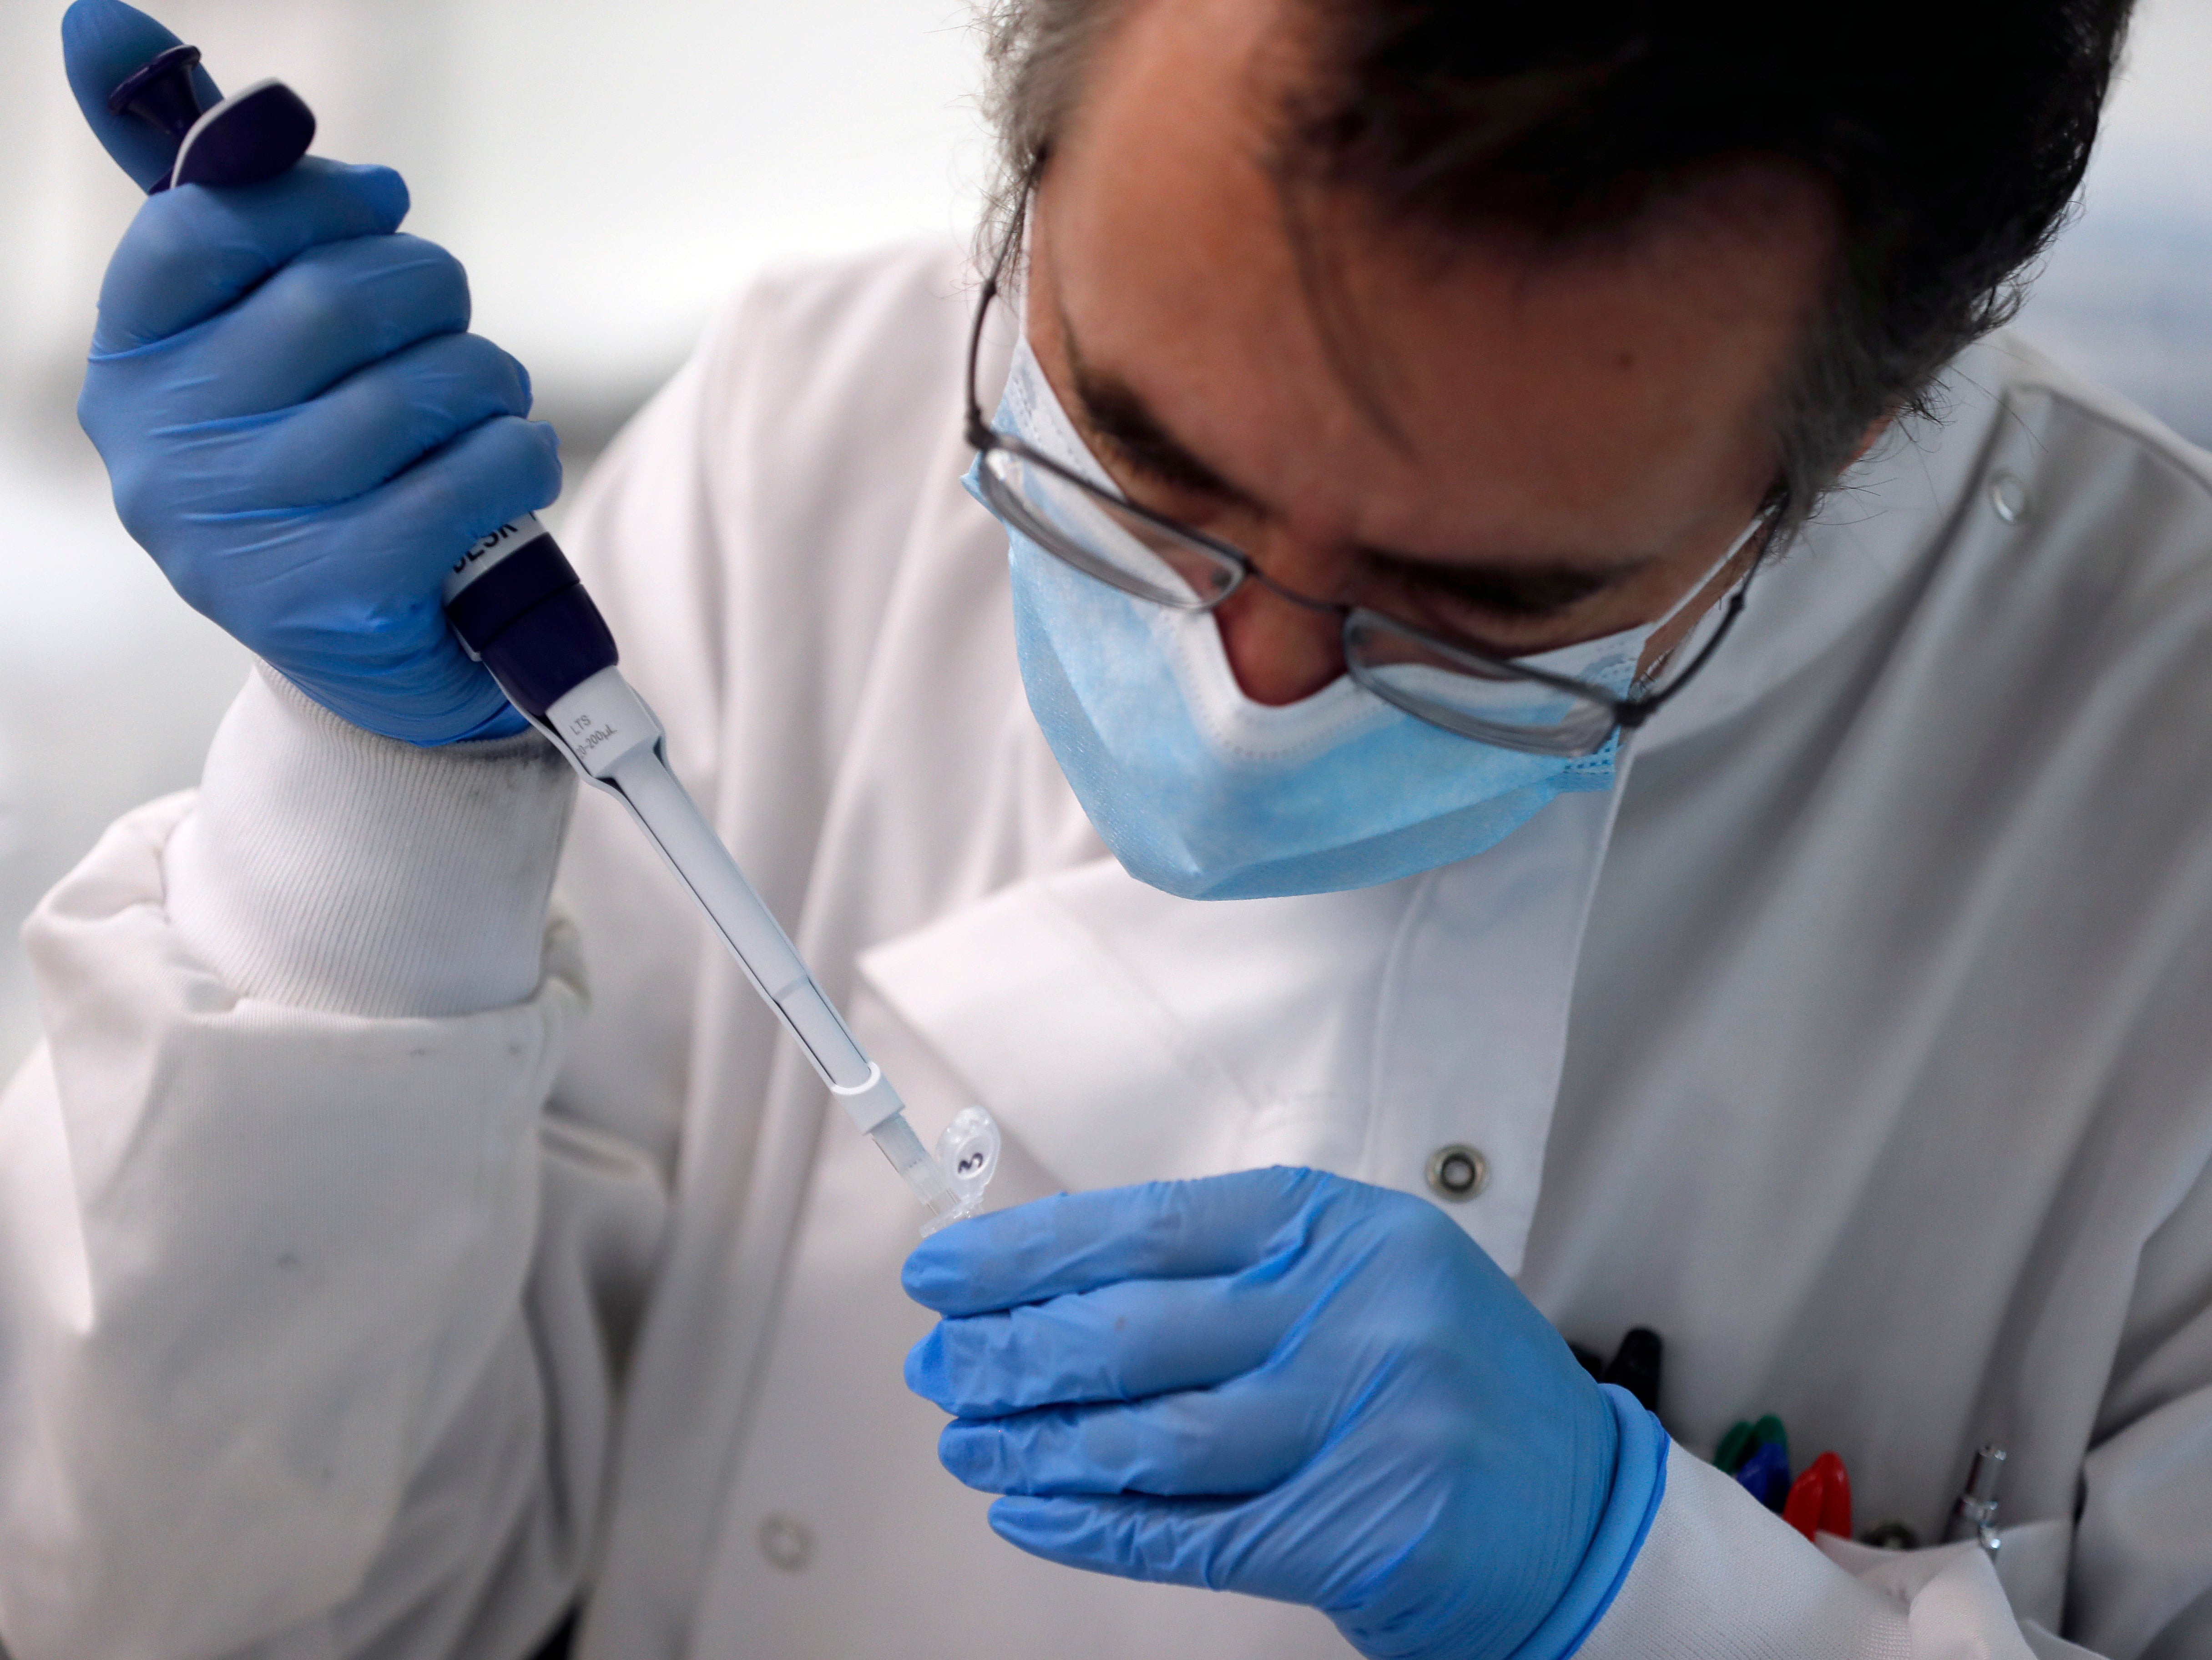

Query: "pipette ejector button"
<box><xmin>109</xmin><ymin>39</ymin><xmax>314</xmax><ymax>193</ymax></box>
<box><xmin>106</xmin><ymin>42</ymin><xmax>202</xmax><ymax>127</ymax></box>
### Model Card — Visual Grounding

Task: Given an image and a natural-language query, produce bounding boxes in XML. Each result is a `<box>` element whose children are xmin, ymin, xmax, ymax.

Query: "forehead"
<box><xmin>1033</xmin><ymin>0</ymin><xmax>1833</xmax><ymax>563</ymax></box>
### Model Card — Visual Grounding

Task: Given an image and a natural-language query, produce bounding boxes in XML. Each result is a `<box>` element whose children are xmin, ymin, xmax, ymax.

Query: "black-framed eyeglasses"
<box><xmin>962</xmin><ymin>272</ymin><xmax>1777</xmax><ymax>758</ymax></box>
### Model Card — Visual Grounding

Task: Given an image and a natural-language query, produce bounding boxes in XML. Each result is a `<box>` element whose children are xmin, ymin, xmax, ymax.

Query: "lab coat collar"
<box><xmin>1636</xmin><ymin>341</ymin><xmax>2011</xmax><ymax>750</ymax></box>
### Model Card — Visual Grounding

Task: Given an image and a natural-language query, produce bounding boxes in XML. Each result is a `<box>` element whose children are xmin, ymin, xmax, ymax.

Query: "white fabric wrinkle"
<box><xmin>0</xmin><ymin>795</ymin><xmax>588</xmax><ymax>1660</ymax></box>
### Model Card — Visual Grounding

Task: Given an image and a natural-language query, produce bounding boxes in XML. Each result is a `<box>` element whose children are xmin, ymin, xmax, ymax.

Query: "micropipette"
<box><xmin>106</xmin><ymin>41</ymin><xmax>997</xmax><ymax>1235</ymax></box>
<box><xmin>443</xmin><ymin>517</ymin><xmax>998</xmax><ymax>1231</ymax></box>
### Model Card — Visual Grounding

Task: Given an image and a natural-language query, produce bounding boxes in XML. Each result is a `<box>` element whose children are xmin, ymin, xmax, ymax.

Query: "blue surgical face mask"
<box><xmin>970</xmin><ymin>338</ymin><xmax>1707</xmax><ymax>901</ymax></box>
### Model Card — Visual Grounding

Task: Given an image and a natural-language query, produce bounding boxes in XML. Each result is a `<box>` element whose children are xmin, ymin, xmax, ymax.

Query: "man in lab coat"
<box><xmin>4</xmin><ymin>0</ymin><xmax>2203</xmax><ymax>1656</ymax></box>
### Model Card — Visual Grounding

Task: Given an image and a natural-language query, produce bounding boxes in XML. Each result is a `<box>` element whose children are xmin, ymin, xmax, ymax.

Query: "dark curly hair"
<box><xmin>977</xmin><ymin>0</ymin><xmax>2135</xmax><ymax>531</ymax></box>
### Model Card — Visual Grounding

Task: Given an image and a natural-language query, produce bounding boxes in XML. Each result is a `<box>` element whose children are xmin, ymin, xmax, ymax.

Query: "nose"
<box><xmin>1211</xmin><ymin>533</ymin><xmax>1349</xmax><ymax>704</ymax></box>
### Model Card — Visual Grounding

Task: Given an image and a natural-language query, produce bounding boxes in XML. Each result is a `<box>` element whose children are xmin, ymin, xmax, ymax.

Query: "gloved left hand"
<box><xmin>904</xmin><ymin>1167</ymin><xmax>1669</xmax><ymax>1660</ymax></box>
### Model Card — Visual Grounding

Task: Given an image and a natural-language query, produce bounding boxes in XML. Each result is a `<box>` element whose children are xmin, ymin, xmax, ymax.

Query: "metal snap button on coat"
<box><xmin>1426</xmin><ymin>1144</ymin><xmax>1489</xmax><ymax>1201</ymax></box>
<box><xmin>1988</xmin><ymin>470</ymin><xmax>2031</xmax><ymax>524</ymax></box>
<box><xmin>759</xmin><ymin>1513</ymin><xmax>813</xmax><ymax>1571</ymax></box>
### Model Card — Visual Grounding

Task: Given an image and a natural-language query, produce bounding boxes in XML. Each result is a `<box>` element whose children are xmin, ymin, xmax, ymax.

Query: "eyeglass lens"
<box><xmin>1346</xmin><ymin>614</ymin><xmax>1623</xmax><ymax>756</ymax></box>
<box><xmin>980</xmin><ymin>446</ymin><xmax>1242</xmax><ymax>611</ymax></box>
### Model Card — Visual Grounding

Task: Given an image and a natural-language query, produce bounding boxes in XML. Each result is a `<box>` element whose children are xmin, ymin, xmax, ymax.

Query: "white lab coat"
<box><xmin>4</xmin><ymin>239</ymin><xmax>2212</xmax><ymax>1660</ymax></box>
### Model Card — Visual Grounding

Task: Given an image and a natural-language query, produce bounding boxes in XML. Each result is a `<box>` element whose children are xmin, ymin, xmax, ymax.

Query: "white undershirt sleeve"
<box><xmin>165</xmin><ymin>663</ymin><xmax>577</xmax><ymax>1018</ymax></box>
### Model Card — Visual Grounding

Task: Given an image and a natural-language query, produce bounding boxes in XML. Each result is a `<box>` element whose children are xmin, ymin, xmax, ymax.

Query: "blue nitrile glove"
<box><xmin>64</xmin><ymin>0</ymin><xmax>552</xmax><ymax>744</ymax></box>
<box><xmin>904</xmin><ymin>1168</ymin><xmax>1669</xmax><ymax>1660</ymax></box>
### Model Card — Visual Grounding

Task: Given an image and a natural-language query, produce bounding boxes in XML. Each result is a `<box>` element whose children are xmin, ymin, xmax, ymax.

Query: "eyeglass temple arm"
<box><xmin>964</xmin><ymin>279</ymin><xmax>998</xmax><ymax>448</ymax></box>
<box><xmin>965</xmin><ymin>218</ymin><xmax>1025</xmax><ymax>450</ymax></box>
<box><xmin>1612</xmin><ymin>513</ymin><xmax>1781</xmax><ymax>729</ymax></box>
<box><xmin>1612</xmin><ymin>588</ymin><xmax>1747</xmax><ymax>730</ymax></box>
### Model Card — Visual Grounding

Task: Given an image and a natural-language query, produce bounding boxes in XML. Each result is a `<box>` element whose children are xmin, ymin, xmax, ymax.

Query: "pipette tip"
<box><xmin>869</xmin><ymin>1112</ymin><xmax>973</xmax><ymax>1233</ymax></box>
<box><xmin>868</xmin><ymin>1108</ymin><xmax>1002</xmax><ymax>1236</ymax></box>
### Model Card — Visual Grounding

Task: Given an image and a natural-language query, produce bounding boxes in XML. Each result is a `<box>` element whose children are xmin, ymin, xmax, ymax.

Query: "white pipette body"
<box><xmin>442</xmin><ymin>518</ymin><xmax>988</xmax><ymax>1232</ymax></box>
<box><xmin>543</xmin><ymin>667</ymin><xmax>970</xmax><ymax>1224</ymax></box>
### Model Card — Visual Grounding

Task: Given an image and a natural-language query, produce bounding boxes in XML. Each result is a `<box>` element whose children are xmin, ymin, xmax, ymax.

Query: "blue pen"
<box><xmin>1734</xmin><ymin>1438</ymin><xmax>1792</xmax><ymax>1510</ymax></box>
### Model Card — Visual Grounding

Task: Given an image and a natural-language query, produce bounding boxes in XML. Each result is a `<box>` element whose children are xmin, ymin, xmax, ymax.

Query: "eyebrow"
<box><xmin>1355</xmin><ymin>549</ymin><xmax>1628</xmax><ymax>617</ymax></box>
<box><xmin>1058</xmin><ymin>311</ymin><xmax>1651</xmax><ymax>621</ymax></box>
<box><xmin>1063</xmin><ymin>324</ymin><xmax>1256</xmax><ymax>506</ymax></box>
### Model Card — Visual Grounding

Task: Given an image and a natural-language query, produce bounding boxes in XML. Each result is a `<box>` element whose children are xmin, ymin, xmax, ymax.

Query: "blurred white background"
<box><xmin>0</xmin><ymin>0</ymin><xmax>2207</xmax><ymax>1076</ymax></box>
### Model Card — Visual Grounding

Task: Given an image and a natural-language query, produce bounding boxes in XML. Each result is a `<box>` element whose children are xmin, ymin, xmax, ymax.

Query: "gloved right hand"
<box><xmin>67</xmin><ymin>1</ymin><xmax>556</xmax><ymax>744</ymax></box>
<box><xmin>904</xmin><ymin>1168</ymin><xmax>1671</xmax><ymax>1660</ymax></box>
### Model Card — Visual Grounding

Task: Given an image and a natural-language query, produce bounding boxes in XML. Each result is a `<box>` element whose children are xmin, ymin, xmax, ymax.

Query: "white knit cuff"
<box><xmin>163</xmin><ymin>664</ymin><xmax>578</xmax><ymax>1017</ymax></box>
<box><xmin>1575</xmin><ymin>1445</ymin><xmax>1914</xmax><ymax>1660</ymax></box>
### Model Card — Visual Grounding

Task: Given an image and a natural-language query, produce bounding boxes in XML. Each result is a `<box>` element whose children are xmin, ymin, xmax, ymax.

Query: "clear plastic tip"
<box><xmin>869</xmin><ymin>1107</ymin><xmax>1000</xmax><ymax>1236</ymax></box>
